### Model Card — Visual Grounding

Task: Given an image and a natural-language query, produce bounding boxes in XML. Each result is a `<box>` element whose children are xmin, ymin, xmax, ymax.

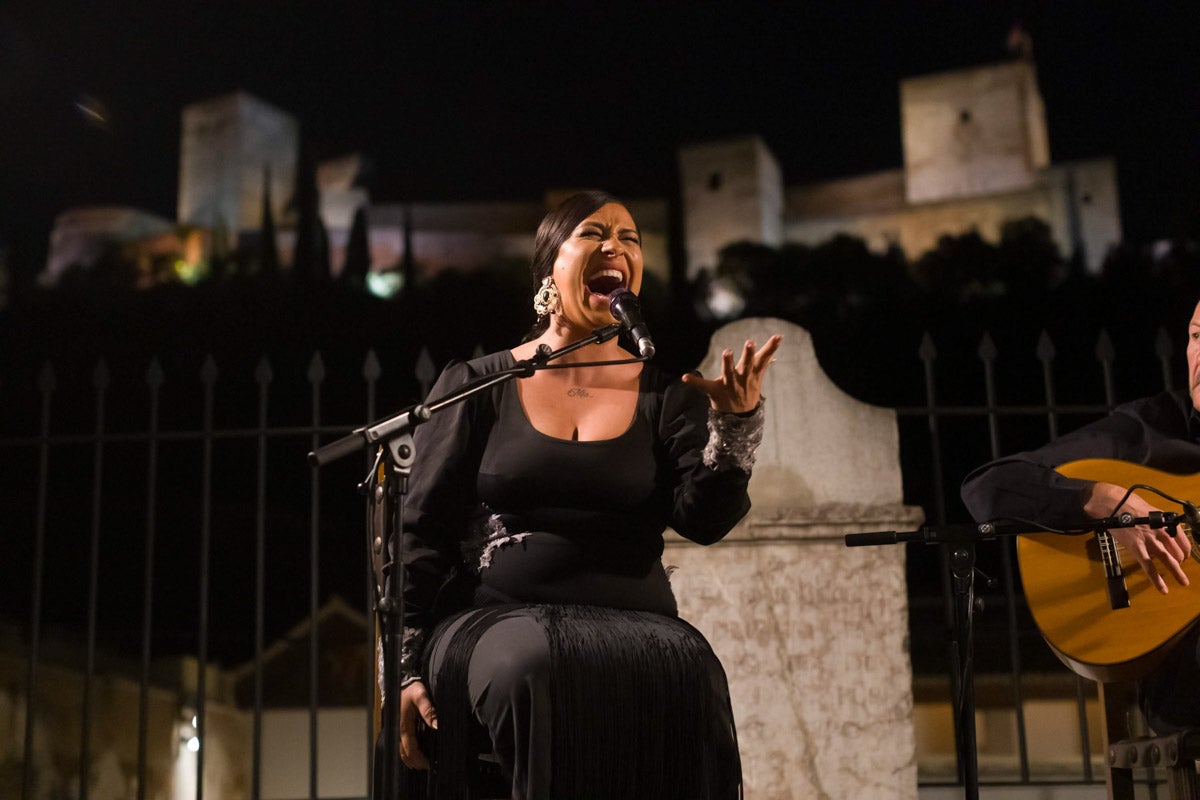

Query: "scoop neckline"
<box><xmin>503</xmin><ymin>350</ymin><xmax>646</xmax><ymax>444</ymax></box>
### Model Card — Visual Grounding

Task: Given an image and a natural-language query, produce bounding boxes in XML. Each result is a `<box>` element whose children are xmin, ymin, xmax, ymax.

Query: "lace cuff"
<box><xmin>377</xmin><ymin>627</ymin><xmax>427</xmax><ymax>704</ymax></box>
<box><xmin>399</xmin><ymin>626</ymin><xmax>426</xmax><ymax>685</ymax></box>
<box><xmin>701</xmin><ymin>399</ymin><xmax>765</xmax><ymax>472</ymax></box>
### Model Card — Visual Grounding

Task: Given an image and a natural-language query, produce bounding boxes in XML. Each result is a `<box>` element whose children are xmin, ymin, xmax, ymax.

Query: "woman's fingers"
<box><xmin>399</xmin><ymin>683</ymin><xmax>433</xmax><ymax>770</ymax></box>
<box><xmin>681</xmin><ymin>335</ymin><xmax>782</xmax><ymax>412</ymax></box>
<box><xmin>415</xmin><ymin>688</ymin><xmax>438</xmax><ymax>729</ymax></box>
<box><xmin>754</xmin><ymin>335</ymin><xmax>783</xmax><ymax>368</ymax></box>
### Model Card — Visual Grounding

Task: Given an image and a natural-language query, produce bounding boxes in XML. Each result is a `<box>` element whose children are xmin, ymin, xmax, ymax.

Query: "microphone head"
<box><xmin>608</xmin><ymin>287</ymin><xmax>637</xmax><ymax>311</ymax></box>
<box><xmin>608</xmin><ymin>289</ymin><xmax>654</xmax><ymax>358</ymax></box>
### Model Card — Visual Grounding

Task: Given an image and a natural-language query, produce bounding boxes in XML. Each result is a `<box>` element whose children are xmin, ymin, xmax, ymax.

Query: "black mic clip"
<box><xmin>1084</xmin><ymin>510</ymin><xmax>1182</xmax><ymax>532</ymax></box>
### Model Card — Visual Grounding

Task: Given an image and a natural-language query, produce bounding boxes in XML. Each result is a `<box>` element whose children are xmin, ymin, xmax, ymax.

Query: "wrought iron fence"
<box><xmin>0</xmin><ymin>323</ymin><xmax>1184</xmax><ymax>798</ymax></box>
<box><xmin>898</xmin><ymin>324</ymin><xmax>1182</xmax><ymax>792</ymax></box>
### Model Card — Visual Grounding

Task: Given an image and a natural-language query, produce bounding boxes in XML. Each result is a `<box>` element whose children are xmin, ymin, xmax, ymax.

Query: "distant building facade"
<box><xmin>43</xmin><ymin>207</ymin><xmax>175</xmax><ymax>285</ymax></box>
<box><xmin>177</xmin><ymin>92</ymin><xmax>299</xmax><ymax>241</ymax></box>
<box><xmin>43</xmin><ymin>56</ymin><xmax>1121</xmax><ymax>289</ymax></box>
<box><xmin>678</xmin><ymin>58</ymin><xmax>1121</xmax><ymax>279</ymax></box>
<box><xmin>678</xmin><ymin>137</ymin><xmax>785</xmax><ymax>281</ymax></box>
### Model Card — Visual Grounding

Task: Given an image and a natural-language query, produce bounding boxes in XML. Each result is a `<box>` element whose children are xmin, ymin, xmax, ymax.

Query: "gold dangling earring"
<box><xmin>533</xmin><ymin>276</ymin><xmax>561</xmax><ymax>317</ymax></box>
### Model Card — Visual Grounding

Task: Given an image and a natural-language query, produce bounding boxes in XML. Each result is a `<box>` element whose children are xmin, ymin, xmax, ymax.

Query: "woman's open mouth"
<box><xmin>586</xmin><ymin>269</ymin><xmax>625</xmax><ymax>298</ymax></box>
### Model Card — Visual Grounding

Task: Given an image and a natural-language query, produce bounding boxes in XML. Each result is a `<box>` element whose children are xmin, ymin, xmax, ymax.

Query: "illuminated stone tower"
<box><xmin>900</xmin><ymin>59</ymin><xmax>1050</xmax><ymax>203</ymax></box>
<box><xmin>177</xmin><ymin>92</ymin><xmax>299</xmax><ymax>242</ymax></box>
<box><xmin>678</xmin><ymin>136</ymin><xmax>784</xmax><ymax>280</ymax></box>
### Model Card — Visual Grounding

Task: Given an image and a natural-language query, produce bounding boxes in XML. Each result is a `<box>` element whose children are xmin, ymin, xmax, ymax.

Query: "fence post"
<box><xmin>1096</xmin><ymin>331</ymin><xmax>1116</xmax><ymax>412</ymax></box>
<box><xmin>307</xmin><ymin>352</ymin><xmax>326</xmax><ymax>800</ymax></box>
<box><xmin>1155</xmin><ymin>327</ymin><xmax>1174</xmax><ymax>391</ymax></box>
<box><xmin>978</xmin><ymin>331</ymin><xmax>1031</xmax><ymax>781</ymax></box>
<box><xmin>415</xmin><ymin>347</ymin><xmax>435</xmax><ymax>401</ymax></box>
<box><xmin>195</xmin><ymin>355</ymin><xmax>218</xmax><ymax>799</ymax></box>
<box><xmin>362</xmin><ymin>349</ymin><xmax>382</xmax><ymax>786</ymax></box>
<box><xmin>81</xmin><ymin>359</ymin><xmax>110</xmax><ymax>800</ymax></box>
<box><xmin>137</xmin><ymin>358</ymin><xmax>164</xmax><ymax>800</ymax></box>
<box><xmin>252</xmin><ymin>356</ymin><xmax>273</xmax><ymax>800</ymax></box>
<box><xmin>22</xmin><ymin>363</ymin><xmax>55</xmax><ymax>800</ymax></box>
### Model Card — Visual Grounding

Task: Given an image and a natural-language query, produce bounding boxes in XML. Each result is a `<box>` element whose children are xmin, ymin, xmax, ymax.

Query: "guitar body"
<box><xmin>1016</xmin><ymin>459</ymin><xmax>1200</xmax><ymax>682</ymax></box>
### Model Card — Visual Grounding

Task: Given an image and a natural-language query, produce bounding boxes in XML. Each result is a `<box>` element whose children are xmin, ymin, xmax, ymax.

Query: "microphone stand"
<box><xmin>307</xmin><ymin>322</ymin><xmax>639</xmax><ymax>800</ymax></box>
<box><xmin>845</xmin><ymin>511</ymin><xmax>1184</xmax><ymax>800</ymax></box>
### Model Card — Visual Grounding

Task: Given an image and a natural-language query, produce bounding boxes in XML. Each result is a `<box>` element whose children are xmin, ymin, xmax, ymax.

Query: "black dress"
<box><xmin>399</xmin><ymin>350</ymin><xmax>751</xmax><ymax>799</ymax></box>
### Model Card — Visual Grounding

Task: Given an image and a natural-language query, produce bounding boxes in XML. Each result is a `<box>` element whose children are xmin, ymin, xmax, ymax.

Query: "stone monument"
<box><xmin>666</xmin><ymin>317</ymin><xmax>923</xmax><ymax>799</ymax></box>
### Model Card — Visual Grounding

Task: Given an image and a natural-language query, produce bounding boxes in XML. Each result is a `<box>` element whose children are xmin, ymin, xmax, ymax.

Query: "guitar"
<box><xmin>1017</xmin><ymin>459</ymin><xmax>1200</xmax><ymax>683</ymax></box>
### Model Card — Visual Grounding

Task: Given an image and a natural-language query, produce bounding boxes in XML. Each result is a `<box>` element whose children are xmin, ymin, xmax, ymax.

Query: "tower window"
<box><xmin>708</xmin><ymin>172</ymin><xmax>722</xmax><ymax>191</ymax></box>
<box><xmin>959</xmin><ymin>109</ymin><xmax>972</xmax><ymax>124</ymax></box>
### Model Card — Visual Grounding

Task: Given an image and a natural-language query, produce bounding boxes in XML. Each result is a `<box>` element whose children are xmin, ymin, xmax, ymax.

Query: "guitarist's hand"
<box><xmin>1086</xmin><ymin>481</ymin><xmax>1191</xmax><ymax>594</ymax></box>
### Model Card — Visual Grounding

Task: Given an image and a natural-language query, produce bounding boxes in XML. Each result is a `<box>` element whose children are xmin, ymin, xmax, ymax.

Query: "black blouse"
<box><xmin>399</xmin><ymin>350</ymin><xmax>753</xmax><ymax>633</ymax></box>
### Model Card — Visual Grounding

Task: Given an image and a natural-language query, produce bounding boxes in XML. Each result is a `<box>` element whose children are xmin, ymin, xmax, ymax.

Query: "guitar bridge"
<box><xmin>1096</xmin><ymin>530</ymin><xmax>1131</xmax><ymax>610</ymax></box>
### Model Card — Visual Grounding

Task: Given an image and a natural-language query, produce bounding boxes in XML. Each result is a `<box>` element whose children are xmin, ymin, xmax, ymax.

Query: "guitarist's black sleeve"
<box><xmin>961</xmin><ymin>392</ymin><xmax>1196</xmax><ymax>526</ymax></box>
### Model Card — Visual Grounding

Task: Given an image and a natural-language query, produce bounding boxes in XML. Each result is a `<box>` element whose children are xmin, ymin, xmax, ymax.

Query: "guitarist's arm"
<box><xmin>1083</xmin><ymin>481</ymin><xmax>1192</xmax><ymax>595</ymax></box>
<box><xmin>962</xmin><ymin>407</ymin><xmax>1159</xmax><ymax>523</ymax></box>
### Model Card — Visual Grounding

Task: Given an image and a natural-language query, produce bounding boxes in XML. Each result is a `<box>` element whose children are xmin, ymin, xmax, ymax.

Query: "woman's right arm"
<box><xmin>395</xmin><ymin>360</ymin><xmax>486</xmax><ymax>768</ymax></box>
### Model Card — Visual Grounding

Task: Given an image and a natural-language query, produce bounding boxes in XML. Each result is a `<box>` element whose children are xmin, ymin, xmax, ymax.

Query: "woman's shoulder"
<box><xmin>641</xmin><ymin>361</ymin><xmax>681</xmax><ymax>392</ymax></box>
<box><xmin>438</xmin><ymin>349</ymin><xmax>514</xmax><ymax>381</ymax></box>
<box><xmin>642</xmin><ymin>361</ymin><xmax>707</xmax><ymax>415</ymax></box>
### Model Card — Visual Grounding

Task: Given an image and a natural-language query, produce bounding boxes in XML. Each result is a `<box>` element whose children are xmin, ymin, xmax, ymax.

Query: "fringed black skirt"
<box><xmin>417</xmin><ymin>603</ymin><xmax>741</xmax><ymax>800</ymax></box>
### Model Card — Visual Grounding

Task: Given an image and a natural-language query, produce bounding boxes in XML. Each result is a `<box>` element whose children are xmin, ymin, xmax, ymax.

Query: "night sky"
<box><xmin>2</xmin><ymin>1</ymin><xmax>1199</xmax><ymax>280</ymax></box>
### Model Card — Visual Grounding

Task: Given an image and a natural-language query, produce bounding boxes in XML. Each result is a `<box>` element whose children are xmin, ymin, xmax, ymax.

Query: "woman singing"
<box><xmin>396</xmin><ymin>190</ymin><xmax>780</xmax><ymax>799</ymax></box>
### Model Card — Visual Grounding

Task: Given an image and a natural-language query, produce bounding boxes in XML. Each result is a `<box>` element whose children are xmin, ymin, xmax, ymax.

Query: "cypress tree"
<box><xmin>259</xmin><ymin>164</ymin><xmax>279</xmax><ymax>277</ymax></box>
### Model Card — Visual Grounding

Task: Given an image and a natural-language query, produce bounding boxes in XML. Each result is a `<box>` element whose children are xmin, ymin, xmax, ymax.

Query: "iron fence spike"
<box><xmin>1036</xmin><ymin>331</ymin><xmax>1056</xmax><ymax>361</ymax></box>
<box><xmin>93</xmin><ymin>358</ymin><xmax>110</xmax><ymax>389</ymax></box>
<box><xmin>146</xmin><ymin>358</ymin><xmax>164</xmax><ymax>388</ymax></box>
<box><xmin>38</xmin><ymin>362</ymin><xmax>56</xmax><ymax>393</ymax></box>
<box><xmin>308</xmin><ymin>351</ymin><xmax>326</xmax><ymax>383</ymax></box>
<box><xmin>1095</xmin><ymin>329</ymin><xmax>1115</xmax><ymax>361</ymax></box>
<box><xmin>978</xmin><ymin>331</ymin><xmax>997</xmax><ymax>361</ymax></box>
<box><xmin>363</xmin><ymin>349</ymin><xmax>381</xmax><ymax>381</ymax></box>
<box><xmin>200</xmin><ymin>355</ymin><xmax>219</xmax><ymax>384</ymax></box>
<box><xmin>1155</xmin><ymin>327</ymin><xmax>1173</xmax><ymax>358</ymax></box>
<box><xmin>255</xmin><ymin>356</ymin><xmax>273</xmax><ymax>385</ymax></box>
<box><xmin>918</xmin><ymin>332</ymin><xmax>937</xmax><ymax>361</ymax></box>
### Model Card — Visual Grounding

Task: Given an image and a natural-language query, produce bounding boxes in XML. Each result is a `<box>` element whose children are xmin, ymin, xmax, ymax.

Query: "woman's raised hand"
<box><xmin>682</xmin><ymin>335</ymin><xmax>782</xmax><ymax>413</ymax></box>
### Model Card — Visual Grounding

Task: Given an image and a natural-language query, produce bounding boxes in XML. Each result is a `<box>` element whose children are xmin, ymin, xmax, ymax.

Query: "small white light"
<box><xmin>367</xmin><ymin>271</ymin><xmax>404</xmax><ymax>299</ymax></box>
<box><xmin>186</xmin><ymin>736</ymin><xmax>200</xmax><ymax>753</ymax></box>
<box><xmin>705</xmin><ymin>277</ymin><xmax>746</xmax><ymax>320</ymax></box>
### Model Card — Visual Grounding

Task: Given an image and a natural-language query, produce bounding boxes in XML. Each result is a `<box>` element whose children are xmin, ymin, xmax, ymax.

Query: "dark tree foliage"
<box><xmin>341</xmin><ymin>206</ymin><xmax>371</xmax><ymax>287</ymax></box>
<box><xmin>259</xmin><ymin>165</ymin><xmax>279</xmax><ymax>277</ymax></box>
<box><xmin>209</xmin><ymin>215</ymin><xmax>232</xmax><ymax>282</ymax></box>
<box><xmin>292</xmin><ymin>144</ymin><xmax>330</xmax><ymax>284</ymax></box>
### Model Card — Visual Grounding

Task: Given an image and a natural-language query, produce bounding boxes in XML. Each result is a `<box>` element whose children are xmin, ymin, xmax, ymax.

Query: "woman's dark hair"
<box><xmin>525</xmin><ymin>190</ymin><xmax>623</xmax><ymax>340</ymax></box>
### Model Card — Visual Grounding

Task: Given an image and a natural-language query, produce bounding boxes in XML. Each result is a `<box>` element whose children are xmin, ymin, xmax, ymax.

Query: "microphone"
<box><xmin>608</xmin><ymin>289</ymin><xmax>655</xmax><ymax>359</ymax></box>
